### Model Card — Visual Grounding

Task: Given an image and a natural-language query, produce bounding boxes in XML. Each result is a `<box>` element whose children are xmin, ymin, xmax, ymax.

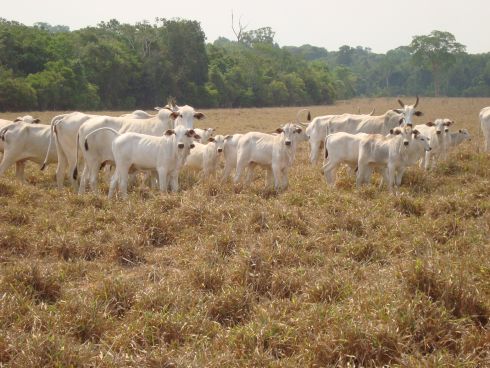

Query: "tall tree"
<box><xmin>410</xmin><ymin>30</ymin><xmax>466</xmax><ymax>96</ymax></box>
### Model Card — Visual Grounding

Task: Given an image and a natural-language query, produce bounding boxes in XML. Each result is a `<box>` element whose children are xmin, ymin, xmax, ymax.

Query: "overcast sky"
<box><xmin>3</xmin><ymin>0</ymin><xmax>489</xmax><ymax>53</ymax></box>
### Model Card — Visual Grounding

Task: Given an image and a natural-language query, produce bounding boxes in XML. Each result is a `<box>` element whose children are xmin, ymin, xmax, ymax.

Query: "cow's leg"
<box><xmin>323</xmin><ymin>160</ymin><xmax>338</xmax><ymax>185</ymax></box>
<box><xmin>396</xmin><ymin>167</ymin><xmax>405</xmax><ymax>187</ymax></box>
<box><xmin>15</xmin><ymin>161</ymin><xmax>26</xmax><ymax>183</ymax></box>
<box><xmin>423</xmin><ymin>151</ymin><xmax>431</xmax><ymax>170</ymax></box>
<box><xmin>245</xmin><ymin>163</ymin><xmax>257</xmax><ymax>184</ymax></box>
<box><xmin>310</xmin><ymin>140</ymin><xmax>320</xmax><ymax>164</ymax></box>
<box><xmin>272</xmin><ymin>163</ymin><xmax>282</xmax><ymax>191</ymax></box>
<box><xmin>265</xmin><ymin>167</ymin><xmax>274</xmax><ymax>188</ymax></box>
<box><xmin>108</xmin><ymin>171</ymin><xmax>118</xmax><ymax>199</ymax></box>
<box><xmin>170</xmin><ymin>170</ymin><xmax>179</xmax><ymax>192</ymax></box>
<box><xmin>0</xmin><ymin>153</ymin><xmax>18</xmax><ymax>178</ymax></box>
<box><xmin>78</xmin><ymin>164</ymin><xmax>89</xmax><ymax>194</ymax></box>
<box><xmin>158</xmin><ymin>168</ymin><xmax>169</xmax><ymax>193</ymax></box>
<box><xmin>118</xmin><ymin>169</ymin><xmax>129</xmax><ymax>199</ymax></box>
<box><xmin>234</xmin><ymin>157</ymin><xmax>247</xmax><ymax>185</ymax></box>
<box><xmin>281</xmin><ymin>167</ymin><xmax>289</xmax><ymax>190</ymax></box>
<box><xmin>56</xmin><ymin>151</ymin><xmax>68</xmax><ymax>189</ymax></box>
<box><xmin>88</xmin><ymin>162</ymin><xmax>100</xmax><ymax>193</ymax></box>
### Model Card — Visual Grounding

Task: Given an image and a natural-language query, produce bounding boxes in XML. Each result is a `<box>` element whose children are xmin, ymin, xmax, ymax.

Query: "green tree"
<box><xmin>410</xmin><ymin>30</ymin><xmax>466</xmax><ymax>96</ymax></box>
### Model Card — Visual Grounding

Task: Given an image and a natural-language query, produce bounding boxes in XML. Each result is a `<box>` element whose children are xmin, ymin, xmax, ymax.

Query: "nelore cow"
<box><xmin>356</xmin><ymin>126</ymin><xmax>423</xmax><ymax>192</ymax></box>
<box><xmin>0</xmin><ymin>122</ymin><xmax>57</xmax><ymax>182</ymax></box>
<box><xmin>448</xmin><ymin>129</ymin><xmax>471</xmax><ymax>148</ymax></box>
<box><xmin>221</xmin><ymin>133</ymin><xmax>243</xmax><ymax>182</ymax></box>
<box><xmin>185</xmin><ymin>135</ymin><xmax>225</xmax><ymax>178</ymax></box>
<box><xmin>479</xmin><ymin>107</ymin><xmax>490</xmax><ymax>152</ymax></box>
<box><xmin>91</xmin><ymin>125</ymin><xmax>200</xmax><ymax>198</ymax></box>
<box><xmin>325</xmin><ymin>97</ymin><xmax>423</xmax><ymax>137</ymax></box>
<box><xmin>303</xmin><ymin>108</ymin><xmax>375</xmax><ymax>164</ymax></box>
<box><xmin>76</xmin><ymin>105</ymin><xmax>205</xmax><ymax>194</ymax></box>
<box><xmin>414</xmin><ymin>118</ymin><xmax>452</xmax><ymax>169</ymax></box>
<box><xmin>234</xmin><ymin>123</ymin><xmax>304</xmax><ymax>191</ymax></box>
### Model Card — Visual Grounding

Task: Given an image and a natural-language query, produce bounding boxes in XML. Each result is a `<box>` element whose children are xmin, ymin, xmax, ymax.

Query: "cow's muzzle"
<box><xmin>217</xmin><ymin>148</ymin><xmax>223</xmax><ymax>153</ymax></box>
<box><xmin>436</xmin><ymin>131</ymin><xmax>441</xmax><ymax>135</ymax></box>
<box><xmin>426</xmin><ymin>147</ymin><xmax>432</xmax><ymax>151</ymax></box>
<box><xmin>403</xmin><ymin>141</ymin><xmax>409</xmax><ymax>146</ymax></box>
<box><xmin>178</xmin><ymin>143</ymin><xmax>185</xmax><ymax>149</ymax></box>
<box><xmin>285</xmin><ymin>141</ymin><xmax>291</xmax><ymax>146</ymax></box>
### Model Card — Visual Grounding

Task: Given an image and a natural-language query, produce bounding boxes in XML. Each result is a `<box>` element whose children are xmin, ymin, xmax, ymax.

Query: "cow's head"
<box><xmin>390</xmin><ymin>126</ymin><xmax>412</xmax><ymax>147</ymax></box>
<box><xmin>14</xmin><ymin>115</ymin><xmax>40</xmax><ymax>124</ymax></box>
<box><xmin>459</xmin><ymin>128</ymin><xmax>471</xmax><ymax>141</ymax></box>
<box><xmin>412</xmin><ymin>129</ymin><xmax>432</xmax><ymax>152</ymax></box>
<box><xmin>426</xmin><ymin>119</ymin><xmax>448</xmax><ymax>138</ymax></box>
<box><xmin>392</xmin><ymin>96</ymin><xmax>423</xmax><ymax>127</ymax></box>
<box><xmin>198</xmin><ymin>127</ymin><xmax>215</xmax><ymax>142</ymax></box>
<box><xmin>208</xmin><ymin>134</ymin><xmax>225</xmax><ymax>153</ymax></box>
<box><xmin>172</xmin><ymin>105</ymin><xmax>206</xmax><ymax>129</ymax></box>
<box><xmin>443</xmin><ymin>118</ymin><xmax>453</xmax><ymax>133</ymax></box>
<box><xmin>166</xmin><ymin>126</ymin><xmax>200</xmax><ymax>151</ymax></box>
<box><xmin>276</xmin><ymin>123</ymin><xmax>304</xmax><ymax>147</ymax></box>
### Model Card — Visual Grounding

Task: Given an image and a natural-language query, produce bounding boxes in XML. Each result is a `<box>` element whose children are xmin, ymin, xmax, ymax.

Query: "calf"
<box><xmin>322</xmin><ymin>132</ymin><xmax>369</xmax><ymax>185</ymax></box>
<box><xmin>356</xmin><ymin>126</ymin><xmax>414</xmax><ymax>192</ymax></box>
<box><xmin>193</xmin><ymin>128</ymin><xmax>215</xmax><ymax>143</ymax></box>
<box><xmin>234</xmin><ymin>123</ymin><xmax>303</xmax><ymax>191</ymax></box>
<box><xmin>448</xmin><ymin>129</ymin><xmax>471</xmax><ymax>148</ymax></box>
<box><xmin>89</xmin><ymin>125</ymin><xmax>200</xmax><ymax>198</ymax></box>
<box><xmin>185</xmin><ymin>135</ymin><xmax>225</xmax><ymax>177</ymax></box>
<box><xmin>414</xmin><ymin>118</ymin><xmax>452</xmax><ymax>169</ymax></box>
<box><xmin>0</xmin><ymin>122</ymin><xmax>57</xmax><ymax>182</ymax></box>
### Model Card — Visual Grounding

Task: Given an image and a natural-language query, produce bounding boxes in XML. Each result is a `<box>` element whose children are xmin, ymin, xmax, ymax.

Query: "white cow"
<box><xmin>120</xmin><ymin>110</ymin><xmax>156</xmax><ymax>119</ymax></box>
<box><xmin>193</xmin><ymin>128</ymin><xmax>215</xmax><ymax>143</ymax></box>
<box><xmin>101</xmin><ymin>125</ymin><xmax>199</xmax><ymax>198</ymax></box>
<box><xmin>41</xmin><ymin>112</ymin><xmax>100</xmax><ymax>190</ymax></box>
<box><xmin>448</xmin><ymin>129</ymin><xmax>471</xmax><ymax>148</ymax></box>
<box><xmin>356</xmin><ymin>126</ymin><xmax>415</xmax><ymax>192</ymax></box>
<box><xmin>322</xmin><ymin>132</ymin><xmax>369</xmax><ymax>185</ymax></box>
<box><xmin>0</xmin><ymin>122</ymin><xmax>57</xmax><ymax>182</ymax></box>
<box><xmin>304</xmin><ymin>109</ymin><xmax>375</xmax><ymax>164</ymax></box>
<box><xmin>479</xmin><ymin>107</ymin><xmax>490</xmax><ymax>152</ymax></box>
<box><xmin>234</xmin><ymin>123</ymin><xmax>304</xmax><ymax>191</ymax></box>
<box><xmin>76</xmin><ymin>107</ymin><xmax>181</xmax><ymax>193</ymax></box>
<box><xmin>414</xmin><ymin>118</ymin><xmax>452</xmax><ymax>169</ymax></box>
<box><xmin>173</xmin><ymin>105</ymin><xmax>206</xmax><ymax>129</ymax></box>
<box><xmin>185</xmin><ymin>135</ymin><xmax>225</xmax><ymax>177</ymax></box>
<box><xmin>222</xmin><ymin>133</ymin><xmax>243</xmax><ymax>182</ymax></box>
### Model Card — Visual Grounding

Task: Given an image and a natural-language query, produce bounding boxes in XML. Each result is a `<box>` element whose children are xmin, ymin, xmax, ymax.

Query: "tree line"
<box><xmin>0</xmin><ymin>18</ymin><xmax>488</xmax><ymax>112</ymax></box>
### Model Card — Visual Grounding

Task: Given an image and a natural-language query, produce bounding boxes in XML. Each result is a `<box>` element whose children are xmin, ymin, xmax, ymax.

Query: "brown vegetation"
<box><xmin>0</xmin><ymin>97</ymin><xmax>489</xmax><ymax>367</ymax></box>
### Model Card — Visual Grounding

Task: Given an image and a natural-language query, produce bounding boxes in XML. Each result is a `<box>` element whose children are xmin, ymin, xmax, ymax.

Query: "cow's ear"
<box><xmin>390</xmin><ymin>129</ymin><xmax>394</xmax><ymax>135</ymax></box>
<box><xmin>295</xmin><ymin>127</ymin><xmax>302</xmax><ymax>134</ymax></box>
<box><xmin>13</xmin><ymin>118</ymin><xmax>22</xmax><ymax>122</ymax></box>
<box><xmin>392</xmin><ymin>109</ymin><xmax>403</xmax><ymax>114</ymax></box>
<box><xmin>165</xmin><ymin>129</ymin><xmax>175</xmax><ymax>136</ymax></box>
<box><xmin>33</xmin><ymin>118</ymin><xmax>41</xmax><ymax>124</ymax></box>
<box><xmin>276</xmin><ymin>128</ymin><xmax>284</xmax><ymax>133</ymax></box>
<box><xmin>393</xmin><ymin>129</ymin><xmax>402</xmax><ymax>135</ymax></box>
<box><xmin>224</xmin><ymin>135</ymin><xmax>233</xmax><ymax>140</ymax></box>
<box><xmin>445</xmin><ymin>120</ymin><xmax>453</xmax><ymax>126</ymax></box>
<box><xmin>414</xmin><ymin>111</ymin><xmax>423</xmax><ymax>116</ymax></box>
<box><xmin>412</xmin><ymin>129</ymin><xmax>420</xmax><ymax>135</ymax></box>
<box><xmin>194</xmin><ymin>112</ymin><xmax>205</xmax><ymax>120</ymax></box>
<box><xmin>170</xmin><ymin>111</ymin><xmax>180</xmax><ymax>120</ymax></box>
<box><xmin>459</xmin><ymin>129</ymin><xmax>462</xmax><ymax>133</ymax></box>
<box><xmin>399</xmin><ymin>118</ymin><xmax>404</xmax><ymax>125</ymax></box>
<box><xmin>426</xmin><ymin>121</ymin><xmax>435</xmax><ymax>127</ymax></box>
<box><xmin>208</xmin><ymin>137</ymin><xmax>215</xmax><ymax>142</ymax></box>
<box><xmin>193</xmin><ymin>134</ymin><xmax>201</xmax><ymax>140</ymax></box>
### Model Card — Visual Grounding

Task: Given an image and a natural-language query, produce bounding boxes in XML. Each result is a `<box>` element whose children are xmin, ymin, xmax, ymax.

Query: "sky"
<box><xmin>3</xmin><ymin>0</ymin><xmax>489</xmax><ymax>54</ymax></box>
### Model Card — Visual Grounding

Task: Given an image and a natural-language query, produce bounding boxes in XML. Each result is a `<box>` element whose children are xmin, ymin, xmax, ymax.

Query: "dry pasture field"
<box><xmin>0</xmin><ymin>97</ymin><xmax>489</xmax><ymax>367</ymax></box>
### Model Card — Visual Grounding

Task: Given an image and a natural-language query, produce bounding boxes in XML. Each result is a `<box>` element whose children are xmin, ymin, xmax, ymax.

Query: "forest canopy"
<box><xmin>0</xmin><ymin>18</ymin><xmax>488</xmax><ymax>111</ymax></box>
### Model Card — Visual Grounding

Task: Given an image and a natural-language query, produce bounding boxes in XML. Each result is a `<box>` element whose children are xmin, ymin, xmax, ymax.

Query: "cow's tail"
<box><xmin>41</xmin><ymin>114</ymin><xmax>65</xmax><ymax>171</ymax></box>
<box><xmin>83</xmin><ymin>127</ymin><xmax>120</xmax><ymax>151</ymax></box>
<box><xmin>296</xmin><ymin>108</ymin><xmax>312</xmax><ymax>124</ymax></box>
<box><xmin>73</xmin><ymin>132</ymin><xmax>80</xmax><ymax>180</ymax></box>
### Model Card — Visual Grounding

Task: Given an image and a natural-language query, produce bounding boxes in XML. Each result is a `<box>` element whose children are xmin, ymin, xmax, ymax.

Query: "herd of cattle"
<box><xmin>0</xmin><ymin>97</ymin><xmax>488</xmax><ymax>198</ymax></box>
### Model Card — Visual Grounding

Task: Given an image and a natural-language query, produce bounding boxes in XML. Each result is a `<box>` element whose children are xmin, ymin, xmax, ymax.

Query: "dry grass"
<box><xmin>0</xmin><ymin>97</ymin><xmax>489</xmax><ymax>367</ymax></box>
